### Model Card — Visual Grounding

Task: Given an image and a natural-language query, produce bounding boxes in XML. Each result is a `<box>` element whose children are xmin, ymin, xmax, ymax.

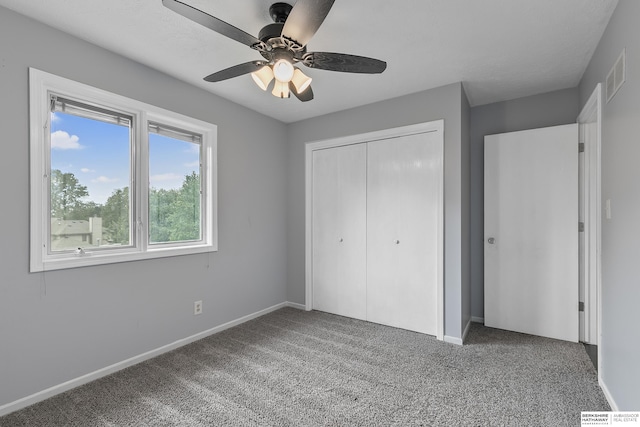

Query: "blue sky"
<box><xmin>51</xmin><ymin>112</ymin><xmax>200</xmax><ymax>205</ymax></box>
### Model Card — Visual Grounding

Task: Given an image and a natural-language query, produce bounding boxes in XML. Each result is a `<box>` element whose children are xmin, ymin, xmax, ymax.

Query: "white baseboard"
<box><xmin>285</xmin><ymin>301</ymin><xmax>306</xmax><ymax>311</ymax></box>
<box><xmin>444</xmin><ymin>319</ymin><xmax>472</xmax><ymax>346</ymax></box>
<box><xmin>462</xmin><ymin>319</ymin><xmax>472</xmax><ymax>344</ymax></box>
<box><xmin>0</xmin><ymin>301</ymin><xmax>298</xmax><ymax>417</ymax></box>
<box><xmin>471</xmin><ymin>316</ymin><xmax>485</xmax><ymax>324</ymax></box>
<box><xmin>599</xmin><ymin>376</ymin><xmax>619</xmax><ymax>411</ymax></box>
<box><xmin>444</xmin><ymin>335</ymin><xmax>463</xmax><ymax>345</ymax></box>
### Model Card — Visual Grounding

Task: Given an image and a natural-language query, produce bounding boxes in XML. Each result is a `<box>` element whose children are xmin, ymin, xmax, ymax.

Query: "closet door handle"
<box><xmin>395</xmin><ymin>240</ymin><xmax>400</xmax><ymax>245</ymax></box>
<box><xmin>339</xmin><ymin>238</ymin><xmax>344</xmax><ymax>243</ymax></box>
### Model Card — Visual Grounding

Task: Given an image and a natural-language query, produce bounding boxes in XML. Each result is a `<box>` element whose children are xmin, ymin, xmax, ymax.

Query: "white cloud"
<box><xmin>150</xmin><ymin>173</ymin><xmax>184</xmax><ymax>190</ymax></box>
<box><xmin>185</xmin><ymin>144</ymin><xmax>200</xmax><ymax>154</ymax></box>
<box><xmin>91</xmin><ymin>176</ymin><xmax>118</xmax><ymax>183</ymax></box>
<box><xmin>184</xmin><ymin>161</ymin><xmax>200</xmax><ymax>168</ymax></box>
<box><xmin>150</xmin><ymin>173</ymin><xmax>182</xmax><ymax>182</ymax></box>
<box><xmin>80</xmin><ymin>168</ymin><xmax>95</xmax><ymax>173</ymax></box>
<box><xmin>51</xmin><ymin>130</ymin><xmax>82</xmax><ymax>150</ymax></box>
<box><xmin>51</xmin><ymin>113</ymin><xmax>60</xmax><ymax>123</ymax></box>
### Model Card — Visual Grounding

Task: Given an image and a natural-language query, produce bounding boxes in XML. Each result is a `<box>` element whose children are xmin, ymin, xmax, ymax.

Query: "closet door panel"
<box><xmin>366</xmin><ymin>132</ymin><xmax>441</xmax><ymax>334</ymax></box>
<box><xmin>312</xmin><ymin>144</ymin><xmax>367</xmax><ymax>320</ymax></box>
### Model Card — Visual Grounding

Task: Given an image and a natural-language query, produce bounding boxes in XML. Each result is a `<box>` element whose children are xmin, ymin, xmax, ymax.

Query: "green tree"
<box><xmin>67</xmin><ymin>201</ymin><xmax>102</xmax><ymax>221</ymax></box>
<box><xmin>149</xmin><ymin>172</ymin><xmax>200</xmax><ymax>243</ymax></box>
<box><xmin>168</xmin><ymin>172</ymin><xmax>200</xmax><ymax>241</ymax></box>
<box><xmin>102</xmin><ymin>187</ymin><xmax>129</xmax><ymax>245</ymax></box>
<box><xmin>50</xmin><ymin>169</ymin><xmax>89</xmax><ymax>219</ymax></box>
<box><xmin>149</xmin><ymin>187</ymin><xmax>178</xmax><ymax>243</ymax></box>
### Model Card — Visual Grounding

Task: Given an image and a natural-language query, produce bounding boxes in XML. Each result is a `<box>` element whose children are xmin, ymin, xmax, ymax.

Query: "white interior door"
<box><xmin>484</xmin><ymin>124</ymin><xmax>579</xmax><ymax>342</ymax></box>
<box><xmin>312</xmin><ymin>144</ymin><xmax>367</xmax><ymax>320</ymax></box>
<box><xmin>366</xmin><ymin>132</ymin><xmax>442</xmax><ymax>335</ymax></box>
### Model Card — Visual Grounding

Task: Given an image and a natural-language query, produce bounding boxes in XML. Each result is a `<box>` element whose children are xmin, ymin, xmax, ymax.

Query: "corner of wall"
<box><xmin>461</xmin><ymin>84</ymin><xmax>472</xmax><ymax>334</ymax></box>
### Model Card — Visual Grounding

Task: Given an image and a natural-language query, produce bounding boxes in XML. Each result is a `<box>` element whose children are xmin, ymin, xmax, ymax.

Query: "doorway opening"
<box><xmin>577</xmin><ymin>83</ymin><xmax>602</xmax><ymax>370</ymax></box>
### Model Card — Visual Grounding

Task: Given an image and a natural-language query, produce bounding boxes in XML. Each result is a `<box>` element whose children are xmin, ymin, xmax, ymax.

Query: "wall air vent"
<box><xmin>606</xmin><ymin>48</ymin><xmax>626</xmax><ymax>103</ymax></box>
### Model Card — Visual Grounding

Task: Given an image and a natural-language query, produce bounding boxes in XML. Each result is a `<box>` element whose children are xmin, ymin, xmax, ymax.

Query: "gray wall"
<box><xmin>579</xmin><ymin>0</ymin><xmax>640</xmax><ymax>410</ymax></box>
<box><xmin>468</xmin><ymin>88</ymin><xmax>580</xmax><ymax>319</ymax></box>
<box><xmin>0</xmin><ymin>7</ymin><xmax>288</xmax><ymax>407</ymax></box>
<box><xmin>286</xmin><ymin>83</ymin><xmax>470</xmax><ymax>340</ymax></box>
<box><xmin>461</xmin><ymin>87</ymin><xmax>472</xmax><ymax>335</ymax></box>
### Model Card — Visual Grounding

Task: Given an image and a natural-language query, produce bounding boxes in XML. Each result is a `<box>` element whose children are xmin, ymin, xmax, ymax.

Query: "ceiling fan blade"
<box><xmin>303</xmin><ymin>52</ymin><xmax>387</xmax><ymax>74</ymax></box>
<box><xmin>289</xmin><ymin>82</ymin><xmax>314</xmax><ymax>102</ymax></box>
<box><xmin>163</xmin><ymin>0</ymin><xmax>260</xmax><ymax>47</ymax></box>
<box><xmin>281</xmin><ymin>0</ymin><xmax>335</xmax><ymax>47</ymax></box>
<box><xmin>204</xmin><ymin>61</ymin><xmax>268</xmax><ymax>82</ymax></box>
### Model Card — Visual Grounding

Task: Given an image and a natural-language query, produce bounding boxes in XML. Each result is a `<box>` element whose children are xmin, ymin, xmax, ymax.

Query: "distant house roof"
<box><xmin>51</xmin><ymin>219</ymin><xmax>91</xmax><ymax>237</ymax></box>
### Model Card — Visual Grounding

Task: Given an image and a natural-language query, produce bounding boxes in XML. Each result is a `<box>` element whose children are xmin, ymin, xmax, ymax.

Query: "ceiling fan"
<box><xmin>162</xmin><ymin>0</ymin><xmax>387</xmax><ymax>101</ymax></box>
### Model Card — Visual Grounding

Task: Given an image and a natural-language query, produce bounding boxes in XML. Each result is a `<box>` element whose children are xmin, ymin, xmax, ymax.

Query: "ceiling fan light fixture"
<box><xmin>163</xmin><ymin>0</ymin><xmax>386</xmax><ymax>103</ymax></box>
<box><xmin>273</xmin><ymin>59</ymin><xmax>295</xmax><ymax>83</ymax></box>
<box><xmin>272</xmin><ymin>80</ymin><xmax>291</xmax><ymax>98</ymax></box>
<box><xmin>251</xmin><ymin>66</ymin><xmax>274</xmax><ymax>91</ymax></box>
<box><xmin>291</xmin><ymin>68</ymin><xmax>313</xmax><ymax>94</ymax></box>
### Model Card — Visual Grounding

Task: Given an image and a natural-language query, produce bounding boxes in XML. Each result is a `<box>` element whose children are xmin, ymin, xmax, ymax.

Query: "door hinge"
<box><xmin>579</xmin><ymin>142</ymin><xmax>585</xmax><ymax>153</ymax></box>
<box><xmin>579</xmin><ymin>301</ymin><xmax>585</xmax><ymax>312</ymax></box>
<box><xmin>579</xmin><ymin>222</ymin><xmax>585</xmax><ymax>232</ymax></box>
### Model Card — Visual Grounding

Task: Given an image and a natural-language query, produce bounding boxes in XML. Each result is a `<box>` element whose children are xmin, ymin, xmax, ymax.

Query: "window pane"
<box><xmin>148</xmin><ymin>125</ymin><xmax>201</xmax><ymax>244</ymax></box>
<box><xmin>50</xmin><ymin>110</ymin><xmax>131</xmax><ymax>252</ymax></box>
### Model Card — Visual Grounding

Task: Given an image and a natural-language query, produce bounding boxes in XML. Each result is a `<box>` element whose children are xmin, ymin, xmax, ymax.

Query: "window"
<box><xmin>30</xmin><ymin>68</ymin><xmax>217</xmax><ymax>272</ymax></box>
<box><xmin>148</xmin><ymin>122</ymin><xmax>202</xmax><ymax>245</ymax></box>
<box><xmin>49</xmin><ymin>96</ymin><xmax>133</xmax><ymax>252</ymax></box>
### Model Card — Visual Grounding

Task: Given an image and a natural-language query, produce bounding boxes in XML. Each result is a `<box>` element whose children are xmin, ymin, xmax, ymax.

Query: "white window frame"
<box><xmin>29</xmin><ymin>68</ymin><xmax>218</xmax><ymax>272</ymax></box>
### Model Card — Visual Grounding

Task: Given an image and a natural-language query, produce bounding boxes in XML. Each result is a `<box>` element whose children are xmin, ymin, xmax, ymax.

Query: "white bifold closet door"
<box><xmin>311</xmin><ymin>129</ymin><xmax>441</xmax><ymax>336</ymax></box>
<box><xmin>366</xmin><ymin>132</ymin><xmax>441</xmax><ymax>334</ymax></box>
<box><xmin>312</xmin><ymin>143</ymin><xmax>368</xmax><ymax>320</ymax></box>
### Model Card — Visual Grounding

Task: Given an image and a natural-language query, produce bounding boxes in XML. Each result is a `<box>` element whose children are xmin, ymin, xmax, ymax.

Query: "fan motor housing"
<box><xmin>269</xmin><ymin>2</ymin><xmax>292</xmax><ymax>23</ymax></box>
<box><xmin>258</xmin><ymin>23</ymin><xmax>284</xmax><ymax>42</ymax></box>
<box><xmin>259</xmin><ymin>2</ymin><xmax>293</xmax><ymax>42</ymax></box>
<box><xmin>257</xmin><ymin>3</ymin><xmax>306</xmax><ymax>62</ymax></box>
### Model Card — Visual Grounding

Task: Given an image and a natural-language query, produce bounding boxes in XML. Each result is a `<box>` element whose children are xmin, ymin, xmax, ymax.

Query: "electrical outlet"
<box><xmin>194</xmin><ymin>300</ymin><xmax>203</xmax><ymax>315</ymax></box>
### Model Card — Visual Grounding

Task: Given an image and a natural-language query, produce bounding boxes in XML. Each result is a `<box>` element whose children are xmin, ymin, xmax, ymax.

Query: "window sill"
<box><xmin>31</xmin><ymin>244</ymin><xmax>217</xmax><ymax>272</ymax></box>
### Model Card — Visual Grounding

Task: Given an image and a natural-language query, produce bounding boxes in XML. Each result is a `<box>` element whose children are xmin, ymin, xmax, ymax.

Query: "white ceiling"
<box><xmin>0</xmin><ymin>0</ymin><xmax>618</xmax><ymax>123</ymax></box>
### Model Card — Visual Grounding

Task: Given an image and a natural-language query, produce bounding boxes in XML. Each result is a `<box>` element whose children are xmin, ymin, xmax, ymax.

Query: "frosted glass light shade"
<box><xmin>273</xmin><ymin>59</ymin><xmax>295</xmax><ymax>83</ymax></box>
<box><xmin>251</xmin><ymin>66</ymin><xmax>274</xmax><ymax>91</ymax></box>
<box><xmin>272</xmin><ymin>80</ymin><xmax>290</xmax><ymax>98</ymax></box>
<box><xmin>291</xmin><ymin>69</ymin><xmax>312</xmax><ymax>94</ymax></box>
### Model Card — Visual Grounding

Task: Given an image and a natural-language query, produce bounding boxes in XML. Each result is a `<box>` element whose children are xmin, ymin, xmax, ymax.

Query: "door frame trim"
<box><xmin>304</xmin><ymin>120</ymin><xmax>445</xmax><ymax>340</ymax></box>
<box><xmin>577</xmin><ymin>84</ymin><xmax>602</xmax><ymax>350</ymax></box>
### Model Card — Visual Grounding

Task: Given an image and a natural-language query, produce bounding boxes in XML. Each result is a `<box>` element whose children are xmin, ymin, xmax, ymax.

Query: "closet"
<box><xmin>306</xmin><ymin>121</ymin><xmax>444</xmax><ymax>337</ymax></box>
